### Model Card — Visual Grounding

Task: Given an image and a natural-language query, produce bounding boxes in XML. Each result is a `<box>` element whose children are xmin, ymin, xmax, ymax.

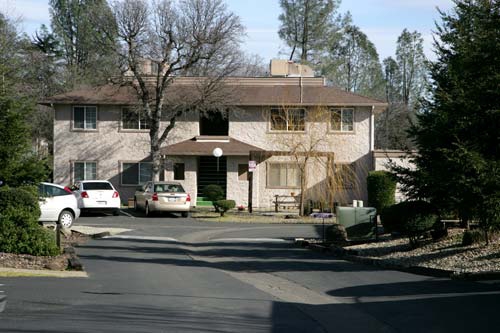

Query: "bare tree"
<box><xmin>106</xmin><ymin>0</ymin><xmax>244</xmax><ymax>180</ymax></box>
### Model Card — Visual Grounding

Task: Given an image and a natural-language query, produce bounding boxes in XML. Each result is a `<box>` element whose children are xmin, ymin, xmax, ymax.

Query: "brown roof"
<box><xmin>160</xmin><ymin>136</ymin><xmax>264</xmax><ymax>156</ymax></box>
<box><xmin>40</xmin><ymin>78</ymin><xmax>387</xmax><ymax>108</ymax></box>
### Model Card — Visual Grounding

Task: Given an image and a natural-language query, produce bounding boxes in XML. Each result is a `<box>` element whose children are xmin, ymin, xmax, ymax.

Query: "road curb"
<box><xmin>295</xmin><ymin>239</ymin><xmax>500</xmax><ymax>281</ymax></box>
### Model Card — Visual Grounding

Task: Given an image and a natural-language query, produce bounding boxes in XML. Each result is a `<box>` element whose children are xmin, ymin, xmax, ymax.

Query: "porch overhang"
<box><xmin>160</xmin><ymin>136</ymin><xmax>264</xmax><ymax>157</ymax></box>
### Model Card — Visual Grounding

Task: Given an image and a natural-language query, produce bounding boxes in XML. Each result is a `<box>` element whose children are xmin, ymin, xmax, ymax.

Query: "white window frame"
<box><xmin>269</xmin><ymin>107</ymin><xmax>306</xmax><ymax>132</ymax></box>
<box><xmin>73</xmin><ymin>105</ymin><xmax>97</xmax><ymax>130</ymax></box>
<box><xmin>73</xmin><ymin>161</ymin><xmax>97</xmax><ymax>182</ymax></box>
<box><xmin>121</xmin><ymin>107</ymin><xmax>149</xmax><ymax>130</ymax></box>
<box><xmin>330</xmin><ymin>108</ymin><xmax>354</xmax><ymax>132</ymax></box>
<box><xmin>267</xmin><ymin>163</ymin><xmax>301</xmax><ymax>189</ymax></box>
<box><xmin>121</xmin><ymin>162</ymin><xmax>153</xmax><ymax>186</ymax></box>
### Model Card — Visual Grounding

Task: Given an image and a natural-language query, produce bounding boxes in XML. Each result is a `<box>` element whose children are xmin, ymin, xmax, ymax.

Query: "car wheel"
<box><xmin>181</xmin><ymin>212</ymin><xmax>190</xmax><ymax>218</ymax></box>
<box><xmin>58</xmin><ymin>209</ymin><xmax>74</xmax><ymax>228</ymax></box>
<box><xmin>145</xmin><ymin>203</ymin><xmax>150</xmax><ymax>217</ymax></box>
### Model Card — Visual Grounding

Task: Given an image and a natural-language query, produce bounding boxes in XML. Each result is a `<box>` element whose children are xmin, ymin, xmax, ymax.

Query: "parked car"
<box><xmin>38</xmin><ymin>182</ymin><xmax>80</xmax><ymax>228</ymax></box>
<box><xmin>134</xmin><ymin>181</ymin><xmax>191</xmax><ymax>217</ymax></box>
<box><xmin>72</xmin><ymin>180</ymin><xmax>121</xmax><ymax>215</ymax></box>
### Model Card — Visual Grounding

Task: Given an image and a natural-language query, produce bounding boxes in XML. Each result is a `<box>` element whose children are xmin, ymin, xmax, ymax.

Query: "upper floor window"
<box><xmin>74</xmin><ymin>161</ymin><xmax>97</xmax><ymax>182</ymax></box>
<box><xmin>331</xmin><ymin>108</ymin><xmax>354</xmax><ymax>132</ymax></box>
<box><xmin>270</xmin><ymin>108</ymin><xmax>305</xmax><ymax>132</ymax></box>
<box><xmin>73</xmin><ymin>106</ymin><xmax>97</xmax><ymax>130</ymax></box>
<box><xmin>122</xmin><ymin>107</ymin><xmax>149</xmax><ymax>130</ymax></box>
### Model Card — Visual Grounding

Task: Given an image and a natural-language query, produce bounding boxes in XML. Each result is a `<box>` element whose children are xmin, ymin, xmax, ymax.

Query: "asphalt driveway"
<box><xmin>1</xmin><ymin>214</ymin><xmax>500</xmax><ymax>332</ymax></box>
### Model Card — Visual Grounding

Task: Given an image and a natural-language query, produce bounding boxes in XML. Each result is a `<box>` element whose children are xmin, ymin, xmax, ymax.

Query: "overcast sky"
<box><xmin>1</xmin><ymin>0</ymin><xmax>455</xmax><ymax>61</ymax></box>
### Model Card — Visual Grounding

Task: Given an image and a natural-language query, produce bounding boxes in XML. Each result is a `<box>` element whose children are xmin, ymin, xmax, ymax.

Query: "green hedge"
<box><xmin>367</xmin><ymin>171</ymin><xmax>396</xmax><ymax>213</ymax></box>
<box><xmin>214</xmin><ymin>200</ymin><xmax>236</xmax><ymax>217</ymax></box>
<box><xmin>381</xmin><ymin>200</ymin><xmax>438</xmax><ymax>247</ymax></box>
<box><xmin>0</xmin><ymin>187</ymin><xmax>60</xmax><ymax>256</ymax></box>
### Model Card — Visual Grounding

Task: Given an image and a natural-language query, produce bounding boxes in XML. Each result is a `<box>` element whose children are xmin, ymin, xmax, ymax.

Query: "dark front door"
<box><xmin>197</xmin><ymin>156</ymin><xmax>227</xmax><ymax>198</ymax></box>
<box><xmin>200</xmin><ymin>111</ymin><xmax>228</xmax><ymax>136</ymax></box>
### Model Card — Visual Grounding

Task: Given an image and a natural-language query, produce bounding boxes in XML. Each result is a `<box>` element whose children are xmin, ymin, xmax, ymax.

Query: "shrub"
<box><xmin>214</xmin><ymin>200</ymin><xmax>236</xmax><ymax>217</ymax></box>
<box><xmin>0</xmin><ymin>186</ymin><xmax>40</xmax><ymax>221</ymax></box>
<box><xmin>381</xmin><ymin>201</ymin><xmax>438</xmax><ymax>247</ymax></box>
<box><xmin>203</xmin><ymin>184</ymin><xmax>224</xmax><ymax>211</ymax></box>
<box><xmin>0</xmin><ymin>187</ymin><xmax>60</xmax><ymax>256</ymax></box>
<box><xmin>367</xmin><ymin>171</ymin><xmax>396</xmax><ymax>213</ymax></box>
<box><xmin>462</xmin><ymin>229</ymin><xmax>487</xmax><ymax>246</ymax></box>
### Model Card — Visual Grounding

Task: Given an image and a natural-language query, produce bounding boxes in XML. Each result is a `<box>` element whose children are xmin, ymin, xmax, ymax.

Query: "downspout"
<box><xmin>300</xmin><ymin>74</ymin><xmax>303</xmax><ymax>104</ymax></box>
<box><xmin>370</xmin><ymin>105</ymin><xmax>375</xmax><ymax>170</ymax></box>
<box><xmin>370</xmin><ymin>105</ymin><xmax>375</xmax><ymax>152</ymax></box>
<box><xmin>51</xmin><ymin>103</ymin><xmax>55</xmax><ymax>183</ymax></box>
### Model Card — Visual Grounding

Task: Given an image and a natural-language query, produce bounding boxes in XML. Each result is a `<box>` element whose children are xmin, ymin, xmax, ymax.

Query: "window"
<box><xmin>331</xmin><ymin>108</ymin><xmax>354</xmax><ymax>132</ymax></box>
<box><xmin>332</xmin><ymin>163</ymin><xmax>356</xmax><ymax>189</ymax></box>
<box><xmin>39</xmin><ymin>184</ymin><xmax>70</xmax><ymax>197</ymax></box>
<box><xmin>122</xmin><ymin>162</ymin><xmax>152</xmax><ymax>185</ymax></box>
<box><xmin>73</xmin><ymin>106</ymin><xmax>97</xmax><ymax>130</ymax></box>
<box><xmin>238</xmin><ymin>164</ymin><xmax>248</xmax><ymax>181</ymax></box>
<box><xmin>173</xmin><ymin>163</ymin><xmax>185</xmax><ymax>180</ymax></box>
<box><xmin>268</xmin><ymin>163</ymin><xmax>300</xmax><ymax>188</ymax></box>
<box><xmin>73</xmin><ymin>162</ymin><xmax>97</xmax><ymax>181</ymax></box>
<box><xmin>122</xmin><ymin>107</ymin><xmax>149</xmax><ymax>130</ymax></box>
<box><xmin>270</xmin><ymin>108</ymin><xmax>305</xmax><ymax>131</ymax></box>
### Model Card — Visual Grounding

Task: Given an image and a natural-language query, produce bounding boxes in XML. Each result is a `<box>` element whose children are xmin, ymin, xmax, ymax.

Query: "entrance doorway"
<box><xmin>197</xmin><ymin>156</ymin><xmax>227</xmax><ymax>198</ymax></box>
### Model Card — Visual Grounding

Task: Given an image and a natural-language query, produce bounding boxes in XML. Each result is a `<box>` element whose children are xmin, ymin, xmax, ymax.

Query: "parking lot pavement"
<box><xmin>0</xmin><ymin>285</ymin><xmax>6</xmax><ymax>313</ymax></box>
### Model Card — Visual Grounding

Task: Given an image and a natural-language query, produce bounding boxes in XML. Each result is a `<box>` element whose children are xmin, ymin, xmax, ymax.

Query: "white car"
<box><xmin>38</xmin><ymin>182</ymin><xmax>80</xmax><ymax>228</ymax></box>
<box><xmin>72</xmin><ymin>180</ymin><xmax>121</xmax><ymax>215</ymax></box>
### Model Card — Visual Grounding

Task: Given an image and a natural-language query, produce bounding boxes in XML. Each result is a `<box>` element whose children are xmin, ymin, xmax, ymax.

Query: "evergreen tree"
<box><xmin>0</xmin><ymin>92</ymin><xmax>50</xmax><ymax>186</ymax></box>
<box><xmin>49</xmin><ymin>0</ymin><xmax>119</xmax><ymax>86</ymax></box>
<box><xmin>396</xmin><ymin>0</ymin><xmax>500</xmax><ymax>233</ymax></box>
<box><xmin>278</xmin><ymin>0</ymin><xmax>342</xmax><ymax>63</ymax></box>
<box><xmin>321</xmin><ymin>14</ymin><xmax>384</xmax><ymax>99</ymax></box>
<box><xmin>376</xmin><ymin>29</ymin><xmax>428</xmax><ymax>149</ymax></box>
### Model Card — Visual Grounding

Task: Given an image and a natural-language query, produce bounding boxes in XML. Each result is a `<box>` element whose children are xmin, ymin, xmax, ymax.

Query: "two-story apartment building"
<box><xmin>41</xmin><ymin>61</ymin><xmax>386</xmax><ymax>209</ymax></box>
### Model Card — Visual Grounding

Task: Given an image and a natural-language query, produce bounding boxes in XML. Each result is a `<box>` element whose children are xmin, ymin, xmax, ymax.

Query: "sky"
<box><xmin>1</xmin><ymin>0</ymin><xmax>455</xmax><ymax>62</ymax></box>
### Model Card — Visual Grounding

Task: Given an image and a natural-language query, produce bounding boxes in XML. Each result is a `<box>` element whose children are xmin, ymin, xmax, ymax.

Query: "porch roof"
<box><xmin>160</xmin><ymin>136</ymin><xmax>264</xmax><ymax>157</ymax></box>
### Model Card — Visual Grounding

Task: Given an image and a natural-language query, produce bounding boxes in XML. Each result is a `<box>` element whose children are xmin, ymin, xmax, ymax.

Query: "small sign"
<box><xmin>248</xmin><ymin>160</ymin><xmax>257</xmax><ymax>172</ymax></box>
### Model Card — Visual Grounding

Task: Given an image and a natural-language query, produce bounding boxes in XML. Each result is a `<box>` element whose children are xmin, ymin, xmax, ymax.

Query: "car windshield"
<box><xmin>154</xmin><ymin>184</ymin><xmax>185</xmax><ymax>193</ymax></box>
<box><xmin>83</xmin><ymin>182</ymin><xmax>113</xmax><ymax>190</ymax></box>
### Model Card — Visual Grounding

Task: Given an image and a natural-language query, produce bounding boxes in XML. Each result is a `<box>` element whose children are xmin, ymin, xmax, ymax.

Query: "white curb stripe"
<box><xmin>103</xmin><ymin>235</ymin><xmax>179</xmax><ymax>242</ymax></box>
<box><xmin>208</xmin><ymin>238</ymin><xmax>290</xmax><ymax>243</ymax></box>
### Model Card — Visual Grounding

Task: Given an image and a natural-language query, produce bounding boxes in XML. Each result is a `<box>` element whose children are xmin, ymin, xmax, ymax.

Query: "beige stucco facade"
<box><xmin>49</xmin><ymin>76</ymin><xmax>385</xmax><ymax>209</ymax></box>
<box><xmin>373</xmin><ymin>150</ymin><xmax>416</xmax><ymax>203</ymax></box>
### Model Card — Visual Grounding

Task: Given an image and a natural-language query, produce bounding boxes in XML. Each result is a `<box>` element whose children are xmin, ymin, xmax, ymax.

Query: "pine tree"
<box><xmin>396</xmin><ymin>0</ymin><xmax>500</xmax><ymax>233</ymax></box>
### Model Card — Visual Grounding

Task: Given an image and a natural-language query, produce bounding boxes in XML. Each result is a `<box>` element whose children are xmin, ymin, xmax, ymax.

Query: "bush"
<box><xmin>0</xmin><ymin>187</ymin><xmax>60</xmax><ymax>256</ymax></box>
<box><xmin>0</xmin><ymin>186</ymin><xmax>40</xmax><ymax>221</ymax></box>
<box><xmin>203</xmin><ymin>184</ymin><xmax>224</xmax><ymax>211</ymax></box>
<box><xmin>462</xmin><ymin>229</ymin><xmax>487</xmax><ymax>246</ymax></box>
<box><xmin>367</xmin><ymin>171</ymin><xmax>396</xmax><ymax>213</ymax></box>
<box><xmin>214</xmin><ymin>200</ymin><xmax>236</xmax><ymax>217</ymax></box>
<box><xmin>203</xmin><ymin>184</ymin><xmax>224</xmax><ymax>202</ymax></box>
<box><xmin>381</xmin><ymin>201</ymin><xmax>438</xmax><ymax>247</ymax></box>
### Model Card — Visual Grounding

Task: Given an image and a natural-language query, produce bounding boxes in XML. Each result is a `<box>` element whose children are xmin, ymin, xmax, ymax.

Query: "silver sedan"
<box><xmin>134</xmin><ymin>181</ymin><xmax>191</xmax><ymax>217</ymax></box>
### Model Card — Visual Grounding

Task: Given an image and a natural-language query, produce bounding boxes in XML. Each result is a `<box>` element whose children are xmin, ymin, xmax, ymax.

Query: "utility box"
<box><xmin>336</xmin><ymin>206</ymin><xmax>376</xmax><ymax>229</ymax></box>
